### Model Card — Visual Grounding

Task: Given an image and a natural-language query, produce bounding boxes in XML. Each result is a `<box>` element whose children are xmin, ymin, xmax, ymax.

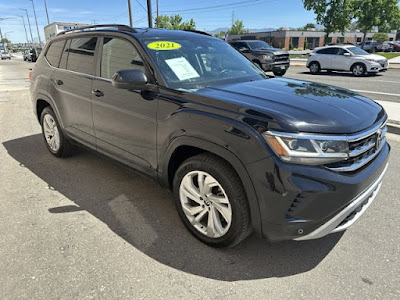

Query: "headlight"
<box><xmin>263</xmin><ymin>131</ymin><xmax>349</xmax><ymax>165</ymax></box>
<box><xmin>366</xmin><ymin>59</ymin><xmax>378</xmax><ymax>63</ymax></box>
<box><xmin>263</xmin><ymin>54</ymin><xmax>274</xmax><ymax>60</ymax></box>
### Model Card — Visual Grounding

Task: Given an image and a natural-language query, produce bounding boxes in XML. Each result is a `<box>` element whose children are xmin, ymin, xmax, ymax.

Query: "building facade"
<box><xmin>229</xmin><ymin>30</ymin><xmax>398</xmax><ymax>50</ymax></box>
<box><xmin>44</xmin><ymin>22</ymin><xmax>91</xmax><ymax>41</ymax></box>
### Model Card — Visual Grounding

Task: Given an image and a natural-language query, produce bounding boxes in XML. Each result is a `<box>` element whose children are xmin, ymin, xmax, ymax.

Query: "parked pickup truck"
<box><xmin>229</xmin><ymin>40</ymin><xmax>290</xmax><ymax>76</ymax></box>
<box><xmin>358</xmin><ymin>41</ymin><xmax>391</xmax><ymax>53</ymax></box>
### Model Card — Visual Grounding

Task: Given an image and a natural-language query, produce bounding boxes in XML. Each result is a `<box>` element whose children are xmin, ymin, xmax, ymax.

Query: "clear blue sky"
<box><xmin>1</xmin><ymin>0</ymin><xmax>317</xmax><ymax>43</ymax></box>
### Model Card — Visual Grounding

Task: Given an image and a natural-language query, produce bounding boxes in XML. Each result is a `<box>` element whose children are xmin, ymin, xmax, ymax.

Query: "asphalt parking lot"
<box><xmin>1</xmin><ymin>58</ymin><xmax>400</xmax><ymax>299</ymax></box>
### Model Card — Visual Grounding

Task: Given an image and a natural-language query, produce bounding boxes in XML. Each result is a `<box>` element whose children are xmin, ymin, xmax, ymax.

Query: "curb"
<box><xmin>387</xmin><ymin>121</ymin><xmax>400</xmax><ymax>135</ymax></box>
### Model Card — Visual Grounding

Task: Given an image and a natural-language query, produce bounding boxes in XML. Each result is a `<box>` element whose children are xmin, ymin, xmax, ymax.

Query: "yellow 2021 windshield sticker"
<box><xmin>147</xmin><ymin>41</ymin><xmax>181</xmax><ymax>50</ymax></box>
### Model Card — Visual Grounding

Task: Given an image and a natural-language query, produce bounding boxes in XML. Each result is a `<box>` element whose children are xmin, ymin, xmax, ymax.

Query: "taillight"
<box><xmin>28</xmin><ymin>71</ymin><xmax>33</xmax><ymax>81</ymax></box>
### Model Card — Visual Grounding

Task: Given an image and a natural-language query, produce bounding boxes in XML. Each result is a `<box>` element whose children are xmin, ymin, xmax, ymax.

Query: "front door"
<box><xmin>91</xmin><ymin>36</ymin><xmax>158</xmax><ymax>171</ymax></box>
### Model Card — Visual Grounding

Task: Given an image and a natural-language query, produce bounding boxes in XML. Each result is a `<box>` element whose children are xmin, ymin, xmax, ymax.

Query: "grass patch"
<box><xmin>376</xmin><ymin>52</ymin><xmax>400</xmax><ymax>60</ymax></box>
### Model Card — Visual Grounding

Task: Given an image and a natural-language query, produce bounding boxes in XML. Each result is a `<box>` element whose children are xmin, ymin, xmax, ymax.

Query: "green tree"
<box><xmin>155</xmin><ymin>14</ymin><xmax>196</xmax><ymax>30</ymax></box>
<box><xmin>372</xmin><ymin>32</ymin><xmax>389</xmax><ymax>43</ymax></box>
<box><xmin>229</xmin><ymin>20</ymin><xmax>245</xmax><ymax>35</ymax></box>
<box><xmin>303</xmin><ymin>0</ymin><xmax>354</xmax><ymax>45</ymax></box>
<box><xmin>1</xmin><ymin>38</ymin><xmax>11</xmax><ymax>44</ymax></box>
<box><xmin>354</xmin><ymin>0</ymin><xmax>400</xmax><ymax>42</ymax></box>
<box><xmin>214</xmin><ymin>31</ymin><xmax>227</xmax><ymax>39</ymax></box>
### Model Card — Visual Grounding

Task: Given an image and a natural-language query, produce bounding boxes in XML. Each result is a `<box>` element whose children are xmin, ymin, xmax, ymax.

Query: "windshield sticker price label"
<box><xmin>147</xmin><ymin>41</ymin><xmax>181</xmax><ymax>50</ymax></box>
<box><xmin>165</xmin><ymin>57</ymin><xmax>200</xmax><ymax>81</ymax></box>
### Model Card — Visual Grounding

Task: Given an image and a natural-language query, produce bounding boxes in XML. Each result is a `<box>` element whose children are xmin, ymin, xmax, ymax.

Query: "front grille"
<box><xmin>326</xmin><ymin>122</ymin><xmax>387</xmax><ymax>172</ymax></box>
<box><xmin>274</xmin><ymin>54</ymin><xmax>289</xmax><ymax>62</ymax></box>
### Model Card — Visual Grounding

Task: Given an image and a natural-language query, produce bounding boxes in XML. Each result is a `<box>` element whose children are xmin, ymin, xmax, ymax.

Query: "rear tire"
<box><xmin>173</xmin><ymin>153</ymin><xmax>251</xmax><ymax>248</ymax></box>
<box><xmin>40</xmin><ymin>107</ymin><xmax>74</xmax><ymax>157</ymax></box>
<box><xmin>309</xmin><ymin>62</ymin><xmax>321</xmax><ymax>74</ymax></box>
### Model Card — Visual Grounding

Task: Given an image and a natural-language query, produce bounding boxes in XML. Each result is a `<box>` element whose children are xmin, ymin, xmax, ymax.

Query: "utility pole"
<box><xmin>156</xmin><ymin>0</ymin><xmax>159</xmax><ymax>28</ymax></box>
<box><xmin>44</xmin><ymin>0</ymin><xmax>50</xmax><ymax>25</ymax></box>
<box><xmin>231</xmin><ymin>10</ymin><xmax>235</xmax><ymax>26</ymax></box>
<box><xmin>147</xmin><ymin>0</ymin><xmax>153</xmax><ymax>28</ymax></box>
<box><xmin>17</xmin><ymin>15</ymin><xmax>30</xmax><ymax>45</ymax></box>
<box><xmin>19</xmin><ymin>8</ymin><xmax>35</xmax><ymax>51</ymax></box>
<box><xmin>127</xmin><ymin>0</ymin><xmax>133</xmax><ymax>27</ymax></box>
<box><xmin>29</xmin><ymin>0</ymin><xmax>42</xmax><ymax>45</ymax></box>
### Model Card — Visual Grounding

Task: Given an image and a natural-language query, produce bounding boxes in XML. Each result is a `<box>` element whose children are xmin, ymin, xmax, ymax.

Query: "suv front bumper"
<box><xmin>261</xmin><ymin>61</ymin><xmax>290</xmax><ymax>72</ymax></box>
<box><xmin>246</xmin><ymin>141</ymin><xmax>390</xmax><ymax>242</ymax></box>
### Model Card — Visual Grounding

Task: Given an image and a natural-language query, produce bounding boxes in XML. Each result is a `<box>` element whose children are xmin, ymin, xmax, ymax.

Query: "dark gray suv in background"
<box><xmin>30</xmin><ymin>25</ymin><xmax>389</xmax><ymax>247</ymax></box>
<box><xmin>230</xmin><ymin>40</ymin><xmax>290</xmax><ymax>76</ymax></box>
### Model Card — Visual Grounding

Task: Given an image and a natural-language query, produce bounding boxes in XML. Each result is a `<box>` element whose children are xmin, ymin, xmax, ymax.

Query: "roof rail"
<box><xmin>182</xmin><ymin>29</ymin><xmax>212</xmax><ymax>36</ymax></box>
<box><xmin>57</xmin><ymin>24</ymin><xmax>136</xmax><ymax>36</ymax></box>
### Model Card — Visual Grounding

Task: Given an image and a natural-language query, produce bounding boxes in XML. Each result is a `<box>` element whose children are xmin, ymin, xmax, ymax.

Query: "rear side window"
<box><xmin>316</xmin><ymin>48</ymin><xmax>337</xmax><ymax>55</ymax></box>
<box><xmin>100</xmin><ymin>37</ymin><xmax>144</xmax><ymax>79</ymax></box>
<box><xmin>66</xmin><ymin>37</ymin><xmax>98</xmax><ymax>75</ymax></box>
<box><xmin>45</xmin><ymin>40</ymin><xmax>66</xmax><ymax>67</ymax></box>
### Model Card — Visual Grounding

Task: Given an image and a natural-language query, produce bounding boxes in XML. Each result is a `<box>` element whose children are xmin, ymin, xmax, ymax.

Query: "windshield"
<box><xmin>142</xmin><ymin>37</ymin><xmax>267</xmax><ymax>90</ymax></box>
<box><xmin>347</xmin><ymin>47</ymin><xmax>369</xmax><ymax>56</ymax></box>
<box><xmin>247</xmin><ymin>41</ymin><xmax>271</xmax><ymax>50</ymax></box>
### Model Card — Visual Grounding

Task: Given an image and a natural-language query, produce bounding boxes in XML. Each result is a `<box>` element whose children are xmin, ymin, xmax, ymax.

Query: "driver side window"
<box><xmin>100</xmin><ymin>37</ymin><xmax>145</xmax><ymax>79</ymax></box>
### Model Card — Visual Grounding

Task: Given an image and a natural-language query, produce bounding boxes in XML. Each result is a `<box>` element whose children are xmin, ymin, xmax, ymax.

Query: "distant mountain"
<box><xmin>206</xmin><ymin>27</ymin><xmax>275</xmax><ymax>34</ymax></box>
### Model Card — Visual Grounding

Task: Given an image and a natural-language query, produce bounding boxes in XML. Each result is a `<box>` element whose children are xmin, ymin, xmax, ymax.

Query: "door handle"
<box><xmin>92</xmin><ymin>89</ymin><xmax>104</xmax><ymax>97</ymax></box>
<box><xmin>55</xmin><ymin>79</ymin><xmax>63</xmax><ymax>86</ymax></box>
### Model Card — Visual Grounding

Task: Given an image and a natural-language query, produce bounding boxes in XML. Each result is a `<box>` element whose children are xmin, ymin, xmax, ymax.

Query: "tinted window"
<box><xmin>45</xmin><ymin>40</ymin><xmax>66</xmax><ymax>67</ymax></box>
<box><xmin>231</xmin><ymin>42</ymin><xmax>247</xmax><ymax>49</ymax></box>
<box><xmin>66</xmin><ymin>37</ymin><xmax>97</xmax><ymax>75</ymax></box>
<box><xmin>59</xmin><ymin>39</ymin><xmax>70</xmax><ymax>69</ymax></box>
<box><xmin>316</xmin><ymin>48</ymin><xmax>336</xmax><ymax>55</ymax></box>
<box><xmin>101</xmin><ymin>37</ymin><xmax>144</xmax><ymax>79</ymax></box>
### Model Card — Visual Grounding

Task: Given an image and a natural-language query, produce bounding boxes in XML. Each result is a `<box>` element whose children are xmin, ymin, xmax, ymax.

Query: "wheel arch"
<box><xmin>160</xmin><ymin>136</ymin><xmax>262</xmax><ymax>235</ymax></box>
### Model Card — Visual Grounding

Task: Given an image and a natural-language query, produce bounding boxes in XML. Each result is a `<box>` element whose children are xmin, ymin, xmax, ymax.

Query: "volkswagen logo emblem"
<box><xmin>375</xmin><ymin>129</ymin><xmax>383</xmax><ymax>150</ymax></box>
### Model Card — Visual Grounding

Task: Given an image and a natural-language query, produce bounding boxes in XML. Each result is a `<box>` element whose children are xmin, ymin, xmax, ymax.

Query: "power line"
<box><xmin>160</xmin><ymin>0</ymin><xmax>269</xmax><ymax>13</ymax></box>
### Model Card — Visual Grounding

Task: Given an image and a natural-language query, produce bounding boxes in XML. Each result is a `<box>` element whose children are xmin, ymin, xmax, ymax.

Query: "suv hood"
<box><xmin>195</xmin><ymin>78</ymin><xmax>385</xmax><ymax>134</ymax></box>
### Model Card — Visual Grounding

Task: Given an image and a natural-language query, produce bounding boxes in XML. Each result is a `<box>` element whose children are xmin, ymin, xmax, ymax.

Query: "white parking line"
<box><xmin>374</xmin><ymin>80</ymin><xmax>400</xmax><ymax>84</ymax></box>
<box><xmin>353</xmin><ymin>90</ymin><xmax>400</xmax><ymax>97</ymax></box>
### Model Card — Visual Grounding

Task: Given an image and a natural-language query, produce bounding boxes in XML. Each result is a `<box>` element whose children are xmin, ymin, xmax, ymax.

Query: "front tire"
<box><xmin>40</xmin><ymin>107</ymin><xmax>74</xmax><ymax>157</ymax></box>
<box><xmin>273</xmin><ymin>69</ymin><xmax>287</xmax><ymax>76</ymax></box>
<box><xmin>351</xmin><ymin>63</ymin><xmax>366</xmax><ymax>77</ymax></box>
<box><xmin>173</xmin><ymin>153</ymin><xmax>251</xmax><ymax>248</ymax></box>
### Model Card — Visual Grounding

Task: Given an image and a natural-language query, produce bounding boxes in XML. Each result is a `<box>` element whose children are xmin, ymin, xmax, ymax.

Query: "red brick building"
<box><xmin>229</xmin><ymin>29</ymin><xmax>398</xmax><ymax>50</ymax></box>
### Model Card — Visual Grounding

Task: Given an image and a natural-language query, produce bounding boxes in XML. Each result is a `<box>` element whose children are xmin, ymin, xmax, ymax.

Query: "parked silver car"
<box><xmin>307</xmin><ymin>45</ymin><xmax>388</xmax><ymax>76</ymax></box>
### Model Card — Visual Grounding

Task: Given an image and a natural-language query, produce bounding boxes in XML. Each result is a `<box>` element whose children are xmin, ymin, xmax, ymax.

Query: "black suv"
<box><xmin>229</xmin><ymin>40</ymin><xmax>290</xmax><ymax>76</ymax></box>
<box><xmin>31</xmin><ymin>25</ymin><xmax>389</xmax><ymax>247</ymax></box>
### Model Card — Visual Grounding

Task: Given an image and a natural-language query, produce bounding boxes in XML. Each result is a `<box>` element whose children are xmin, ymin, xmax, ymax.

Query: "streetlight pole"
<box><xmin>19</xmin><ymin>8</ymin><xmax>35</xmax><ymax>51</ymax></box>
<box><xmin>127</xmin><ymin>0</ymin><xmax>133</xmax><ymax>27</ymax></box>
<box><xmin>17</xmin><ymin>15</ymin><xmax>30</xmax><ymax>46</ymax></box>
<box><xmin>0</xmin><ymin>17</ymin><xmax>13</xmax><ymax>52</ymax></box>
<box><xmin>156</xmin><ymin>0</ymin><xmax>159</xmax><ymax>28</ymax></box>
<box><xmin>29</xmin><ymin>0</ymin><xmax>42</xmax><ymax>45</ymax></box>
<box><xmin>147</xmin><ymin>0</ymin><xmax>153</xmax><ymax>28</ymax></box>
<box><xmin>44</xmin><ymin>0</ymin><xmax>50</xmax><ymax>25</ymax></box>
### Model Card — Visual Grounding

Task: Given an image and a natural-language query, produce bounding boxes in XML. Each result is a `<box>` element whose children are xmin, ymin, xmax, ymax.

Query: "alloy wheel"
<box><xmin>43</xmin><ymin>114</ymin><xmax>60</xmax><ymax>152</ymax></box>
<box><xmin>179</xmin><ymin>171</ymin><xmax>232</xmax><ymax>238</ymax></box>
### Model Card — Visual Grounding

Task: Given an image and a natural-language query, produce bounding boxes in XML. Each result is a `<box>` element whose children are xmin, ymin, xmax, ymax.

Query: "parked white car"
<box><xmin>307</xmin><ymin>45</ymin><xmax>388</xmax><ymax>77</ymax></box>
<box><xmin>1</xmin><ymin>52</ymin><xmax>11</xmax><ymax>60</ymax></box>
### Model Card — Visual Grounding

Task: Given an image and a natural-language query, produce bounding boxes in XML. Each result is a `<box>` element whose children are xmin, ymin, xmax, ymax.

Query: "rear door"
<box><xmin>91</xmin><ymin>36</ymin><xmax>158</xmax><ymax>171</ymax></box>
<box><xmin>315</xmin><ymin>48</ymin><xmax>335</xmax><ymax>69</ymax></box>
<box><xmin>50</xmin><ymin>36</ymin><xmax>98</xmax><ymax>147</ymax></box>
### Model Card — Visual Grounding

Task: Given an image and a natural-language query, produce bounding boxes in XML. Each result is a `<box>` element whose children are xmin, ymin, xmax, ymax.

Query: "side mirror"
<box><xmin>111</xmin><ymin>69</ymin><xmax>157</xmax><ymax>91</ymax></box>
<box><xmin>343</xmin><ymin>52</ymin><xmax>351</xmax><ymax>56</ymax></box>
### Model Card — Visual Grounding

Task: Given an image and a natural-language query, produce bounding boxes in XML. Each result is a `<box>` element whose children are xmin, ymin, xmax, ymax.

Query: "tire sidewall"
<box><xmin>309</xmin><ymin>62</ymin><xmax>320</xmax><ymax>74</ymax></box>
<box><xmin>173</xmin><ymin>158</ymin><xmax>247</xmax><ymax>247</ymax></box>
<box><xmin>352</xmin><ymin>63</ymin><xmax>366</xmax><ymax>77</ymax></box>
<box><xmin>40</xmin><ymin>107</ymin><xmax>65</xmax><ymax>157</ymax></box>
